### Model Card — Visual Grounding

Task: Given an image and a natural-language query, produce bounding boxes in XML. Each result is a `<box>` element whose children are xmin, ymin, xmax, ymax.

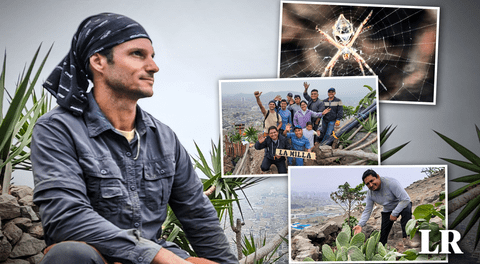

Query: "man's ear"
<box><xmin>89</xmin><ymin>53</ymin><xmax>107</xmax><ymax>76</ymax></box>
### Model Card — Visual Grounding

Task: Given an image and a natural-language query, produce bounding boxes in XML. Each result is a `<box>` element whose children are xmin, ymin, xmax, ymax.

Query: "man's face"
<box><xmin>294</xmin><ymin>128</ymin><xmax>303</xmax><ymax>138</ymax></box>
<box><xmin>295</xmin><ymin>97</ymin><xmax>301</xmax><ymax>104</ymax></box>
<box><xmin>268</xmin><ymin>128</ymin><xmax>279</xmax><ymax>140</ymax></box>
<box><xmin>300</xmin><ymin>102</ymin><xmax>307</xmax><ymax>111</ymax></box>
<box><xmin>328</xmin><ymin>91</ymin><xmax>336</xmax><ymax>99</ymax></box>
<box><xmin>281</xmin><ymin>101</ymin><xmax>287</xmax><ymax>110</ymax></box>
<box><xmin>102</xmin><ymin>38</ymin><xmax>159</xmax><ymax>99</ymax></box>
<box><xmin>364</xmin><ymin>175</ymin><xmax>381</xmax><ymax>191</ymax></box>
<box><xmin>311</xmin><ymin>91</ymin><xmax>318</xmax><ymax>100</ymax></box>
<box><xmin>269</xmin><ymin>102</ymin><xmax>276</xmax><ymax>110</ymax></box>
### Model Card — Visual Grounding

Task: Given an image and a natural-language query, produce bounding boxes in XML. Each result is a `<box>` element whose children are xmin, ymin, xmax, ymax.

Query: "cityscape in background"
<box><xmin>224</xmin><ymin>177</ymin><xmax>288</xmax><ymax>263</ymax></box>
<box><xmin>221</xmin><ymin>91</ymin><xmax>363</xmax><ymax>135</ymax></box>
<box><xmin>290</xmin><ymin>191</ymin><xmax>344</xmax><ymax>228</ymax></box>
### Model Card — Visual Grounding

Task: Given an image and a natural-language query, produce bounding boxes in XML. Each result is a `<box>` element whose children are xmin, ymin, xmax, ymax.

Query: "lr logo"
<box><xmin>419</xmin><ymin>230</ymin><xmax>463</xmax><ymax>254</ymax></box>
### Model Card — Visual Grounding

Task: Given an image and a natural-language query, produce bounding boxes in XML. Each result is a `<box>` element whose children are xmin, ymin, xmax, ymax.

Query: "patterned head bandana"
<box><xmin>43</xmin><ymin>13</ymin><xmax>151</xmax><ymax>116</ymax></box>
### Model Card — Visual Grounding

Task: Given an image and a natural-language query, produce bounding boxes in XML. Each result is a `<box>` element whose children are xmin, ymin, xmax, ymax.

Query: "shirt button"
<box><xmin>100</xmin><ymin>169</ymin><xmax>107</xmax><ymax>175</ymax></box>
<box><xmin>138</xmin><ymin>257</ymin><xmax>144</xmax><ymax>262</ymax></box>
<box><xmin>134</xmin><ymin>222</ymin><xmax>140</xmax><ymax>227</ymax></box>
<box><xmin>130</xmin><ymin>185</ymin><xmax>136</xmax><ymax>191</ymax></box>
<box><xmin>126</xmin><ymin>152</ymin><xmax>132</xmax><ymax>157</ymax></box>
<box><xmin>160</xmin><ymin>169</ymin><xmax>165</xmax><ymax>174</ymax></box>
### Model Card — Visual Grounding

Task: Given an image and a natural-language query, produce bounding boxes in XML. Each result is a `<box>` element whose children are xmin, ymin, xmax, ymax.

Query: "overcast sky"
<box><xmin>220</xmin><ymin>76</ymin><xmax>377</xmax><ymax>96</ymax></box>
<box><xmin>290</xmin><ymin>165</ymin><xmax>446</xmax><ymax>193</ymax></box>
<box><xmin>2</xmin><ymin>0</ymin><xmax>480</xmax><ymax>195</ymax></box>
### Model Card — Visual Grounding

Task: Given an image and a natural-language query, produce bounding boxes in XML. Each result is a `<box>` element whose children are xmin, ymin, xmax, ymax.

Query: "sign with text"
<box><xmin>275</xmin><ymin>149</ymin><xmax>316</xmax><ymax>160</ymax></box>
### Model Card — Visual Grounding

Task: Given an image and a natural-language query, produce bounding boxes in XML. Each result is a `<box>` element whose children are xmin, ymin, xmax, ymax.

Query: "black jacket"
<box><xmin>255</xmin><ymin>134</ymin><xmax>291</xmax><ymax>160</ymax></box>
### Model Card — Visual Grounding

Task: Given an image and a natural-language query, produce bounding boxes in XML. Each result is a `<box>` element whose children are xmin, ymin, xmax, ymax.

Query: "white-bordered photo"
<box><xmin>288</xmin><ymin>165</ymin><xmax>448</xmax><ymax>262</ymax></box>
<box><xmin>220</xmin><ymin>76</ymin><xmax>380</xmax><ymax>178</ymax></box>
<box><xmin>278</xmin><ymin>1</ymin><xmax>439</xmax><ymax>105</ymax></box>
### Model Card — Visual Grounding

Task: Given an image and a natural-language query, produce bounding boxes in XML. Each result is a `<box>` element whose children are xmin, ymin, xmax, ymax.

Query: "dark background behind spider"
<box><xmin>280</xmin><ymin>3</ymin><xmax>438</xmax><ymax>103</ymax></box>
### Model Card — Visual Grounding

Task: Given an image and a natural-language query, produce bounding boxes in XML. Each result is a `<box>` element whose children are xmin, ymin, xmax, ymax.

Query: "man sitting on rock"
<box><xmin>254</xmin><ymin>126</ymin><xmax>290</xmax><ymax>174</ymax></box>
<box><xmin>353</xmin><ymin>169</ymin><xmax>412</xmax><ymax>246</ymax></box>
<box><xmin>31</xmin><ymin>13</ymin><xmax>236</xmax><ymax>264</ymax></box>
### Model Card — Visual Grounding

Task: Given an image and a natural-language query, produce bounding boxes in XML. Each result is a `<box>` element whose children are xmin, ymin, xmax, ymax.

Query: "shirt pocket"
<box><xmin>80</xmin><ymin>157</ymin><xmax>127</xmax><ymax>217</ymax></box>
<box><xmin>142</xmin><ymin>158</ymin><xmax>175</xmax><ymax>211</ymax></box>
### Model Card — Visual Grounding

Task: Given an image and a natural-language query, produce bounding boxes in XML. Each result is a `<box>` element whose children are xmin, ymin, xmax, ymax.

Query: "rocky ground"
<box><xmin>291</xmin><ymin>169</ymin><xmax>446</xmax><ymax>261</ymax></box>
<box><xmin>227</xmin><ymin>129</ymin><xmax>378</xmax><ymax>175</ymax></box>
<box><xmin>0</xmin><ymin>186</ymin><xmax>45</xmax><ymax>264</ymax></box>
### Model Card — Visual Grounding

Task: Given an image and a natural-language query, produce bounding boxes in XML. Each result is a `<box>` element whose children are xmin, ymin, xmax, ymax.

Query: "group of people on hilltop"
<box><xmin>253</xmin><ymin>82</ymin><xmax>344</xmax><ymax>173</ymax></box>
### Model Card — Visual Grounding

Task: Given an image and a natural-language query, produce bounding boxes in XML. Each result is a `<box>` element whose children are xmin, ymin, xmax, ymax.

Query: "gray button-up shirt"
<box><xmin>32</xmin><ymin>93</ymin><xmax>237</xmax><ymax>264</ymax></box>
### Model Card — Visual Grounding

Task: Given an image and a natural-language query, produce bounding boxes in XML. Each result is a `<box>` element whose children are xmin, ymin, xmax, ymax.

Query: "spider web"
<box><xmin>279</xmin><ymin>2</ymin><xmax>438</xmax><ymax>103</ymax></box>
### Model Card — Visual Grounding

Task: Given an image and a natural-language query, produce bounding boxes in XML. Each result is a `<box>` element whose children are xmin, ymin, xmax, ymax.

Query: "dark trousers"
<box><xmin>40</xmin><ymin>242</ymin><xmax>105</xmax><ymax>264</ymax></box>
<box><xmin>260</xmin><ymin>156</ymin><xmax>287</xmax><ymax>173</ymax></box>
<box><xmin>380</xmin><ymin>202</ymin><xmax>412</xmax><ymax>245</ymax></box>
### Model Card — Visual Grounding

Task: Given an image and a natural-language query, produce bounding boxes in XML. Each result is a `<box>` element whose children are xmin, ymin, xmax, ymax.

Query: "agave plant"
<box><xmin>367</xmin><ymin>124</ymin><xmax>410</xmax><ymax>165</ymax></box>
<box><xmin>354</xmin><ymin>85</ymin><xmax>376</xmax><ymax>114</ymax></box>
<box><xmin>161</xmin><ymin>139</ymin><xmax>266</xmax><ymax>256</ymax></box>
<box><xmin>434</xmin><ymin>125</ymin><xmax>480</xmax><ymax>248</ymax></box>
<box><xmin>240</xmin><ymin>231</ymin><xmax>287</xmax><ymax>264</ymax></box>
<box><xmin>0</xmin><ymin>45</ymin><xmax>52</xmax><ymax>193</ymax></box>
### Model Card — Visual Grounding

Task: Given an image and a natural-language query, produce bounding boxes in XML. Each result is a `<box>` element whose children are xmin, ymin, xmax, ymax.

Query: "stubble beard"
<box><xmin>106</xmin><ymin>78</ymin><xmax>153</xmax><ymax>101</ymax></box>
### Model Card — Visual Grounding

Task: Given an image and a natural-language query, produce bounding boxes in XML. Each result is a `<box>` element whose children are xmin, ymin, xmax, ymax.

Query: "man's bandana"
<box><xmin>43</xmin><ymin>13</ymin><xmax>151</xmax><ymax>116</ymax></box>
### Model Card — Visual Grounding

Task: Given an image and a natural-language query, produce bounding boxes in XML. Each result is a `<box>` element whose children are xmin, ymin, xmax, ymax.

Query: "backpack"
<box><xmin>263</xmin><ymin>110</ymin><xmax>280</xmax><ymax>129</ymax></box>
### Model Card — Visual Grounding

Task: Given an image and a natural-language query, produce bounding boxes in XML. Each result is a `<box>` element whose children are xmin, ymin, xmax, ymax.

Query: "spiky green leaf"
<box><xmin>450</xmin><ymin>195</ymin><xmax>480</xmax><ymax>229</ymax></box>
<box><xmin>435</xmin><ymin>130</ymin><xmax>480</xmax><ymax>167</ymax></box>
<box><xmin>451</xmin><ymin>174</ymin><xmax>480</xmax><ymax>183</ymax></box>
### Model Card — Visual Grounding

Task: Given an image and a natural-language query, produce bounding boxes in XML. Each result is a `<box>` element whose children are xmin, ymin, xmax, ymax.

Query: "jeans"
<box><xmin>321</xmin><ymin>120</ymin><xmax>335</xmax><ymax>142</ymax></box>
<box><xmin>288</xmin><ymin>157</ymin><xmax>304</xmax><ymax>166</ymax></box>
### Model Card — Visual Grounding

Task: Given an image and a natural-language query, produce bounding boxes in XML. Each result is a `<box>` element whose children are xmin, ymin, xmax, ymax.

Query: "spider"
<box><xmin>315</xmin><ymin>11</ymin><xmax>379</xmax><ymax>81</ymax></box>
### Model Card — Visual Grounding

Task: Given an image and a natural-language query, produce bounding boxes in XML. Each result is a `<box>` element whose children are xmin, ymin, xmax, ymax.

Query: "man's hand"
<box><xmin>353</xmin><ymin>225</ymin><xmax>362</xmax><ymax>235</ymax></box>
<box><xmin>335</xmin><ymin>120</ymin><xmax>340</xmax><ymax>126</ymax></box>
<box><xmin>322</xmin><ymin>108</ymin><xmax>331</xmax><ymax>115</ymax></box>
<box><xmin>254</xmin><ymin>91</ymin><xmax>262</xmax><ymax>98</ymax></box>
<box><xmin>274</xmin><ymin>95</ymin><xmax>282</xmax><ymax>101</ymax></box>
<box><xmin>316</xmin><ymin>130</ymin><xmax>321</xmax><ymax>136</ymax></box>
<box><xmin>285</xmin><ymin>123</ymin><xmax>292</xmax><ymax>132</ymax></box>
<box><xmin>289</xmin><ymin>99</ymin><xmax>294</xmax><ymax>105</ymax></box>
<box><xmin>151</xmin><ymin>248</ymin><xmax>192</xmax><ymax>264</ymax></box>
<box><xmin>390</xmin><ymin>214</ymin><xmax>398</xmax><ymax>221</ymax></box>
<box><xmin>307</xmin><ymin>149</ymin><xmax>311</xmax><ymax>152</ymax></box>
<box><xmin>258</xmin><ymin>133</ymin><xmax>266</xmax><ymax>143</ymax></box>
<box><xmin>303</xmin><ymin>82</ymin><xmax>310</xmax><ymax>91</ymax></box>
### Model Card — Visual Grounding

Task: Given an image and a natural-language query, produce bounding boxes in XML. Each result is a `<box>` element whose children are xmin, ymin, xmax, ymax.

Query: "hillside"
<box><xmin>290</xmin><ymin>169</ymin><xmax>445</xmax><ymax>261</ymax></box>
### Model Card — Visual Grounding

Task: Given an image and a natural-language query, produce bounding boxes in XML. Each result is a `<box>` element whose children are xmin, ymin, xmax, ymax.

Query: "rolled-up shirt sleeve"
<box><xmin>168</xmin><ymin>135</ymin><xmax>238</xmax><ymax>263</ymax></box>
<box><xmin>32</xmin><ymin>119</ymin><xmax>161</xmax><ymax>264</ymax></box>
